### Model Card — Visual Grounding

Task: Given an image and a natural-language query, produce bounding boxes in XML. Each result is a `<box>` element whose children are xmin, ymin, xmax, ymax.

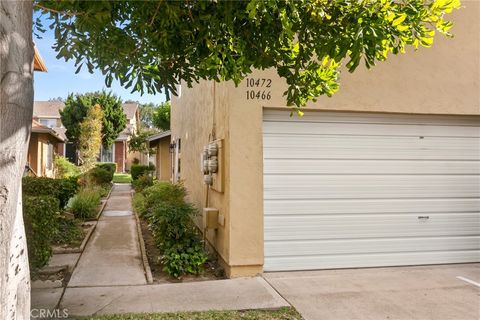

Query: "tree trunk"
<box><xmin>0</xmin><ymin>1</ymin><xmax>34</xmax><ymax>319</ymax></box>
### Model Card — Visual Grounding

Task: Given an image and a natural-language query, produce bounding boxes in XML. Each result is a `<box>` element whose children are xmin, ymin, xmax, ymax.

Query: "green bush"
<box><xmin>54</xmin><ymin>155</ymin><xmax>80</xmax><ymax>178</ymax></box>
<box><xmin>138</xmin><ymin>182</ymin><xmax>187</xmax><ymax>219</ymax></box>
<box><xmin>161</xmin><ymin>239</ymin><xmax>208</xmax><ymax>278</ymax></box>
<box><xmin>131</xmin><ymin>164</ymin><xmax>155</xmax><ymax>181</ymax></box>
<box><xmin>23</xmin><ymin>176</ymin><xmax>78</xmax><ymax>208</ymax></box>
<box><xmin>96</xmin><ymin>162</ymin><xmax>116</xmax><ymax>179</ymax></box>
<box><xmin>23</xmin><ymin>195</ymin><xmax>60</xmax><ymax>271</ymax></box>
<box><xmin>132</xmin><ymin>173</ymin><xmax>154</xmax><ymax>192</ymax></box>
<box><xmin>52</xmin><ymin>215</ymin><xmax>83</xmax><ymax>246</ymax></box>
<box><xmin>89</xmin><ymin>166</ymin><xmax>112</xmax><ymax>185</ymax></box>
<box><xmin>148</xmin><ymin>202</ymin><xmax>198</xmax><ymax>248</ymax></box>
<box><xmin>69</xmin><ymin>188</ymin><xmax>102</xmax><ymax>220</ymax></box>
<box><xmin>132</xmin><ymin>192</ymin><xmax>147</xmax><ymax>217</ymax></box>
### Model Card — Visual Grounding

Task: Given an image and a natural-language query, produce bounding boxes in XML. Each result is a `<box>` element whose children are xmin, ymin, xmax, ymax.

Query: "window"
<box><xmin>39</xmin><ymin>118</ymin><xmax>57</xmax><ymax>128</ymax></box>
<box><xmin>99</xmin><ymin>144</ymin><xmax>114</xmax><ymax>163</ymax></box>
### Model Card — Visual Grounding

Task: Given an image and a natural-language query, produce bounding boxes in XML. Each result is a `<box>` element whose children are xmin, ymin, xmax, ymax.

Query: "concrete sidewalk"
<box><xmin>60</xmin><ymin>277</ymin><xmax>289</xmax><ymax>316</ymax></box>
<box><xmin>68</xmin><ymin>184</ymin><xmax>147</xmax><ymax>287</ymax></box>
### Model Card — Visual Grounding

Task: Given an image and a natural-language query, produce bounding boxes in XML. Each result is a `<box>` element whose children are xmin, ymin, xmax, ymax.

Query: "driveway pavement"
<box><xmin>264</xmin><ymin>263</ymin><xmax>480</xmax><ymax>320</ymax></box>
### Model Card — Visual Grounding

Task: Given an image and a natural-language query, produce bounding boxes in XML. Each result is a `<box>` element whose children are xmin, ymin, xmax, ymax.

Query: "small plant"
<box><xmin>69</xmin><ymin>188</ymin><xmax>102</xmax><ymax>220</ymax></box>
<box><xmin>23</xmin><ymin>195</ymin><xmax>60</xmax><ymax>271</ymax></box>
<box><xmin>161</xmin><ymin>239</ymin><xmax>208</xmax><ymax>278</ymax></box>
<box><xmin>132</xmin><ymin>173</ymin><xmax>154</xmax><ymax>192</ymax></box>
<box><xmin>54</xmin><ymin>155</ymin><xmax>80</xmax><ymax>178</ymax></box>
<box><xmin>131</xmin><ymin>164</ymin><xmax>155</xmax><ymax>181</ymax></box>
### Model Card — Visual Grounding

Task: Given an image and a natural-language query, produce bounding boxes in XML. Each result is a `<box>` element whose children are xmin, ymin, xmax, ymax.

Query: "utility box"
<box><xmin>203</xmin><ymin>208</ymin><xmax>219</xmax><ymax>229</ymax></box>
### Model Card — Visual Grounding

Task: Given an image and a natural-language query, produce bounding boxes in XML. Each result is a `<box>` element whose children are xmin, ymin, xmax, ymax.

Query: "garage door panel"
<box><xmin>264</xmin><ymin>135</ymin><xmax>480</xmax><ymax>153</ymax></box>
<box><xmin>264</xmin><ymin>175</ymin><xmax>480</xmax><ymax>199</ymax></box>
<box><xmin>264</xmin><ymin>110</ymin><xmax>480</xmax><ymax>126</ymax></box>
<box><xmin>264</xmin><ymin>213</ymin><xmax>480</xmax><ymax>241</ymax></box>
<box><xmin>264</xmin><ymin>159</ymin><xmax>480</xmax><ymax>175</ymax></box>
<box><xmin>265</xmin><ymin>236</ymin><xmax>480</xmax><ymax>257</ymax></box>
<box><xmin>263</xmin><ymin>110</ymin><xmax>480</xmax><ymax>271</ymax></box>
<box><xmin>263</xmin><ymin>121</ymin><xmax>480</xmax><ymax>138</ymax></box>
<box><xmin>264</xmin><ymin>250</ymin><xmax>480</xmax><ymax>272</ymax></box>
<box><xmin>265</xmin><ymin>198</ymin><xmax>480</xmax><ymax>215</ymax></box>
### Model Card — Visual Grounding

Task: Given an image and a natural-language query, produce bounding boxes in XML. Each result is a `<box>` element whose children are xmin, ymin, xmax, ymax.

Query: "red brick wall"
<box><xmin>114</xmin><ymin>141</ymin><xmax>124</xmax><ymax>172</ymax></box>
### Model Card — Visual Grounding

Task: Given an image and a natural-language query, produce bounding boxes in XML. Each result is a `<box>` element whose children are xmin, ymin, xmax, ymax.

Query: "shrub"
<box><xmin>96</xmin><ymin>162</ymin><xmax>116</xmax><ymax>179</ymax></box>
<box><xmin>147</xmin><ymin>199</ymin><xmax>208</xmax><ymax>278</ymax></box>
<box><xmin>138</xmin><ymin>182</ymin><xmax>187</xmax><ymax>219</ymax></box>
<box><xmin>23</xmin><ymin>176</ymin><xmax>78</xmax><ymax>208</ymax></box>
<box><xmin>69</xmin><ymin>188</ymin><xmax>102</xmax><ymax>220</ymax></box>
<box><xmin>89</xmin><ymin>166</ymin><xmax>112</xmax><ymax>185</ymax></box>
<box><xmin>52</xmin><ymin>215</ymin><xmax>83</xmax><ymax>246</ymax></box>
<box><xmin>161</xmin><ymin>239</ymin><xmax>208</xmax><ymax>278</ymax></box>
<box><xmin>148</xmin><ymin>202</ymin><xmax>198</xmax><ymax>248</ymax></box>
<box><xmin>132</xmin><ymin>173</ymin><xmax>154</xmax><ymax>192</ymax></box>
<box><xmin>23</xmin><ymin>195</ymin><xmax>60</xmax><ymax>271</ymax></box>
<box><xmin>131</xmin><ymin>164</ymin><xmax>155</xmax><ymax>181</ymax></box>
<box><xmin>132</xmin><ymin>192</ymin><xmax>147</xmax><ymax>217</ymax></box>
<box><xmin>54</xmin><ymin>155</ymin><xmax>80</xmax><ymax>178</ymax></box>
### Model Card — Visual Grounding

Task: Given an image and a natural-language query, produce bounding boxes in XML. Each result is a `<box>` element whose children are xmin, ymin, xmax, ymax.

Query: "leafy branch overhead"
<box><xmin>35</xmin><ymin>0</ymin><xmax>460</xmax><ymax>108</ymax></box>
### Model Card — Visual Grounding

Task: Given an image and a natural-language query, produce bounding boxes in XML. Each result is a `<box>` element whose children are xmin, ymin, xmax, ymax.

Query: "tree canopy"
<box><xmin>35</xmin><ymin>0</ymin><xmax>460</xmax><ymax>109</ymax></box>
<box><xmin>60</xmin><ymin>91</ymin><xmax>127</xmax><ymax>148</ymax></box>
<box><xmin>152</xmin><ymin>102</ymin><xmax>171</xmax><ymax>131</ymax></box>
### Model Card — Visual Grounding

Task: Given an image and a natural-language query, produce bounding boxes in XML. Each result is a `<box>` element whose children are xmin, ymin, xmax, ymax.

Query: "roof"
<box><xmin>33</xmin><ymin>101</ymin><xmax>64</xmax><ymax>118</ymax></box>
<box><xmin>122</xmin><ymin>103</ymin><xmax>138</xmax><ymax>120</ymax></box>
<box><xmin>31</xmin><ymin>120</ymin><xmax>65</xmax><ymax>142</ymax></box>
<box><xmin>33</xmin><ymin>45</ymin><xmax>47</xmax><ymax>72</ymax></box>
<box><xmin>147</xmin><ymin>130</ymin><xmax>171</xmax><ymax>142</ymax></box>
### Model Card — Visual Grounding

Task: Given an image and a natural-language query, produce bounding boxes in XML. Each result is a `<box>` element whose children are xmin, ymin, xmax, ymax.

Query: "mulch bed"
<box><xmin>139</xmin><ymin>219</ymin><xmax>225</xmax><ymax>283</ymax></box>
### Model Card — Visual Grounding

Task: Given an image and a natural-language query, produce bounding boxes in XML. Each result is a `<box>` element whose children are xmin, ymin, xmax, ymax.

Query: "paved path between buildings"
<box><xmin>68</xmin><ymin>183</ymin><xmax>147</xmax><ymax>287</ymax></box>
<box><xmin>34</xmin><ymin>183</ymin><xmax>290</xmax><ymax>317</ymax></box>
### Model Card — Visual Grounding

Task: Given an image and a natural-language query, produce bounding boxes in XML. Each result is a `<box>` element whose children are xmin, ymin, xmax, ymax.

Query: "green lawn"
<box><xmin>82</xmin><ymin>307</ymin><xmax>301</xmax><ymax>320</ymax></box>
<box><xmin>113</xmin><ymin>173</ymin><xmax>132</xmax><ymax>184</ymax></box>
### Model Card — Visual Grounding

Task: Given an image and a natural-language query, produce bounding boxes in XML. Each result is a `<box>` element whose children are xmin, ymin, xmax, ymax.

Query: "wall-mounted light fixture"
<box><xmin>169</xmin><ymin>142</ymin><xmax>176</xmax><ymax>154</ymax></box>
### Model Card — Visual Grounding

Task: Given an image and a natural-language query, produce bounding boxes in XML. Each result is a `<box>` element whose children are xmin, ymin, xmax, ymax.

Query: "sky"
<box><xmin>33</xmin><ymin>16</ymin><xmax>166</xmax><ymax>104</ymax></box>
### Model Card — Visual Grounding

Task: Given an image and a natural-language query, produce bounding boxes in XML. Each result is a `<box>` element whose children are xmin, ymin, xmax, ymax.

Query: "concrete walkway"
<box><xmin>61</xmin><ymin>277</ymin><xmax>289</xmax><ymax>316</ymax></box>
<box><xmin>36</xmin><ymin>183</ymin><xmax>290</xmax><ymax>317</ymax></box>
<box><xmin>68</xmin><ymin>184</ymin><xmax>147</xmax><ymax>287</ymax></box>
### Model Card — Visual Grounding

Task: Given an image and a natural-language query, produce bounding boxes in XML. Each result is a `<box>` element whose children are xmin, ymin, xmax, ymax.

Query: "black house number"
<box><xmin>246</xmin><ymin>78</ymin><xmax>272</xmax><ymax>100</ymax></box>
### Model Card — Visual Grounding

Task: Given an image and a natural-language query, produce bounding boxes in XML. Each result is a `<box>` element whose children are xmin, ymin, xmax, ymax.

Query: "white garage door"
<box><xmin>263</xmin><ymin>110</ymin><xmax>480</xmax><ymax>271</ymax></box>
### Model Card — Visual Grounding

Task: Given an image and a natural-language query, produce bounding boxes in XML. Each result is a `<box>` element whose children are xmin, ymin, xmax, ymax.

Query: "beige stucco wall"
<box><xmin>153</xmin><ymin>138</ymin><xmax>172</xmax><ymax>181</ymax></box>
<box><xmin>172</xmin><ymin>2</ymin><xmax>480</xmax><ymax>277</ymax></box>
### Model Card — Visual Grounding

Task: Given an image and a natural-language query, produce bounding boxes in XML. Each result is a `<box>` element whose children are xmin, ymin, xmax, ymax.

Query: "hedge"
<box><xmin>22</xmin><ymin>176</ymin><xmax>78</xmax><ymax>208</ymax></box>
<box><xmin>23</xmin><ymin>195</ymin><xmax>60</xmax><ymax>271</ymax></box>
<box><xmin>131</xmin><ymin>164</ymin><xmax>155</xmax><ymax>181</ymax></box>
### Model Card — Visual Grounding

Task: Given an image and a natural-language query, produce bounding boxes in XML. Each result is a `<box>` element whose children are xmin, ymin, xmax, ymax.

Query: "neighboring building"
<box><xmin>148</xmin><ymin>131</ymin><xmax>172</xmax><ymax>181</ymax></box>
<box><xmin>27</xmin><ymin>120</ymin><xmax>65</xmax><ymax>177</ymax></box>
<box><xmin>32</xmin><ymin>101</ymin><xmax>67</xmax><ymax>157</ymax></box>
<box><xmin>32</xmin><ymin>101</ymin><xmax>141</xmax><ymax>172</ymax></box>
<box><xmin>171</xmin><ymin>4</ymin><xmax>480</xmax><ymax>278</ymax></box>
